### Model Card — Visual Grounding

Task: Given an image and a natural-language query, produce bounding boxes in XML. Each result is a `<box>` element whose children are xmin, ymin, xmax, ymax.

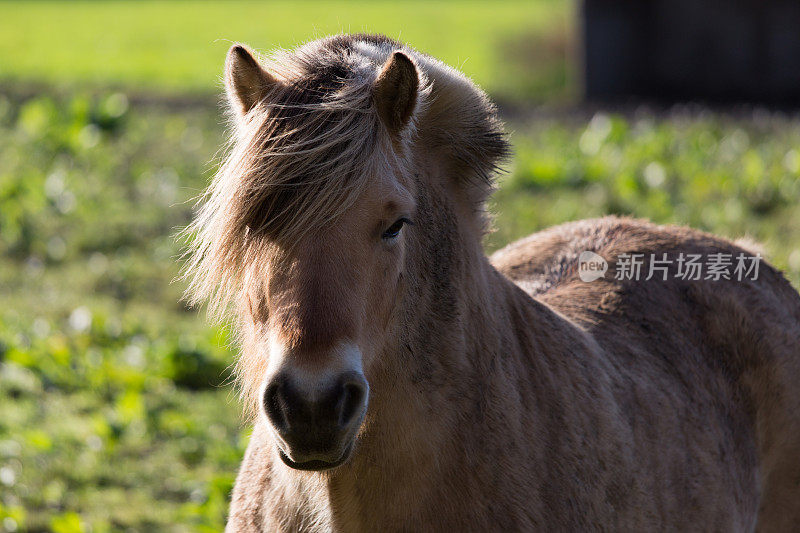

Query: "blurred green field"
<box><xmin>0</xmin><ymin>0</ymin><xmax>571</xmax><ymax>103</ymax></box>
<box><xmin>0</xmin><ymin>94</ymin><xmax>240</xmax><ymax>531</ymax></box>
<box><xmin>490</xmin><ymin>109</ymin><xmax>800</xmax><ymax>271</ymax></box>
<box><xmin>1</xmin><ymin>1</ymin><xmax>800</xmax><ymax>532</ymax></box>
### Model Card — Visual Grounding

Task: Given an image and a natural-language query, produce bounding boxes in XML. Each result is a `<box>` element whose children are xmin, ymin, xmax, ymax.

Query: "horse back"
<box><xmin>491</xmin><ymin>216</ymin><xmax>800</xmax><ymax>530</ymax></box>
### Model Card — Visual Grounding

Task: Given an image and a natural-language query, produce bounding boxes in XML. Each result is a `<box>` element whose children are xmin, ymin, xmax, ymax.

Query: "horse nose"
<box><xmin>263</xmin><ymin>370</ymin><xmax>368</xmax><ymax>468</ymax></box>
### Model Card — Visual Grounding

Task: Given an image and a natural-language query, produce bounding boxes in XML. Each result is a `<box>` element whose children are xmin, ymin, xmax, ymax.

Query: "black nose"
<box><xmin>263</xmin><ymin>371</ymin><xmax>368</xmax><ymax>468</ymax></box>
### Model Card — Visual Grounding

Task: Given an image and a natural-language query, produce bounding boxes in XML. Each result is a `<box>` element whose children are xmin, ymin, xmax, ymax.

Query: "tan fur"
<box><xmin>373</xmin><ymin>51</ymin><xmax>419</xmax><ymax>135</ymax></box>
<box><xmin>185</xmin><ymin>34</ymin><xmax>800</xmax><ymax>531</ymax></box>
<box><xmin>226</xmin><ymin>44</ymin><xmax>279</xmax><ymax>115</ymax></box>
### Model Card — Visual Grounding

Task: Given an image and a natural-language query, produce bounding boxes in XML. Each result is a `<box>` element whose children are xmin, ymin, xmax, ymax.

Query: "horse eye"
<box><xmin>381</xmin><ymin>218</ymin><xmax>412</xmax><ymax>240</ymax></box>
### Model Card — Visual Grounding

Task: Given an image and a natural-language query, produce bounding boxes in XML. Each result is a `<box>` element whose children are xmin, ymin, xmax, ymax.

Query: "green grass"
<box><xmin>489</xmin><ymin>111</ymin><xmax>800</xmax><ymax>279</ymax></box>
<box><xmin>0</xmin><ymin>93</ymin><xmax>242</xmax><ymax>531</ymax></box>
<box><xmin>0</xmin><ymin>0</ymin><xmax>571</xmax><ymax>102</ymax></box>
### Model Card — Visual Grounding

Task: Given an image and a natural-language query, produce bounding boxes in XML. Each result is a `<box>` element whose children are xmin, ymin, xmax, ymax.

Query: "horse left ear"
<box><xmin>373</xmin><ymin>51</ymin><xmax>419</xmax><ymax>135</ymax></box>
<box><xmin>225</xmin><ymin>44</ymin><xmax>278</xmax><ymax>115</ymax></box>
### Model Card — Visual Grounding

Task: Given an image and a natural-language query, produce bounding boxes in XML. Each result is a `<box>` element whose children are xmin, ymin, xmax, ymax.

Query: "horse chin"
<box><xmin>277</xmin><ymin>441</ymin><xmax>354</xmax><ymax>472</ymax></box>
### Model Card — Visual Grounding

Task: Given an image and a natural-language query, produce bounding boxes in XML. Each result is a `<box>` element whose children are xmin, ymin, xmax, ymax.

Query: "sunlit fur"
<box><xmin>186</xmin><ymin>34</ymin><xmax>800</xmax><ymax>531</ymax></box>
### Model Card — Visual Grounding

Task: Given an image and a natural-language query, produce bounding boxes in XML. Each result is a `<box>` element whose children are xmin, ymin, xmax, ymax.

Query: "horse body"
<box><xmin>229</xmin><ymin>216</ymin><xmax>800</xmax><ymax>531</ymax></box>
<box><xmin>185</xmin><ymin>34</ymin><xmax>800</xmax><ymax>531</ymax></box>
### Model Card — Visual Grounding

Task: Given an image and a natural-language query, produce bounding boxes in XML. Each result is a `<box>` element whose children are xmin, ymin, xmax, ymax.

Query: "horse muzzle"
<box><xmin>263</xmin><ymin>369</ymin><xmax>368</xmax><ymax>471</ymax></box>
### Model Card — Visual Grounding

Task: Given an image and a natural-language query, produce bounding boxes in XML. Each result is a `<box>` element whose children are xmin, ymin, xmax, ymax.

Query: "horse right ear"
<box><xmin>373</xmin><ymin>51</ymin><xmax>419</xmax><ymax>135</ymax></box>
<box><xmin>225</xmin><ymin>44</ymin><xmax>278</xmax><ymax>115</ymax></box>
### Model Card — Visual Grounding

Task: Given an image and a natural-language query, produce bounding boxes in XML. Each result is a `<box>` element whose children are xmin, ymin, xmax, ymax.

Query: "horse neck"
<box><xmin>344</xmin><ymin>231</ymin><xmax>552</xmax><ymax>485</ymax></box>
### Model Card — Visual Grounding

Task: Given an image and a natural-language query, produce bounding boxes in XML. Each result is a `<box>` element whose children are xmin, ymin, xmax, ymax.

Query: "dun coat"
<box><xmin>185</xmin><ymin>34</ymin><xmax>800</xmax><ymax>531</ymax></box>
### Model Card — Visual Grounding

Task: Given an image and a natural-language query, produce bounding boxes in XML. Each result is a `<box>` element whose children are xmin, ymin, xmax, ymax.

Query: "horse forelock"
<box><xmin>183</xmin><ymin>32</ymin><xmax>507</xmax><ymax>343</ymax></box>
<box><xmin>183</xmin><ymin>36</ymin><xmax>424</xmax><ymax>319</ymax></box>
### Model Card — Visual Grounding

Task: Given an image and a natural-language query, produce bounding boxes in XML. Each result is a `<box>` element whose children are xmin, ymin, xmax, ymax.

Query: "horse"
<box><xmin>184</xmin><ymin>34</ymin><xmax>800</xmax><ymax>531</ymax></box>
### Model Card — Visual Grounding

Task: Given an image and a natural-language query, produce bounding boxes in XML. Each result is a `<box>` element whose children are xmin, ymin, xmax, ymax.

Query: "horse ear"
<box><xmin>225</xmin><ymin>44</ymin><xmax>277</xmax><ymax>115</ymax></box>
<box><xmin>373</xmin><ymin>51</ymin><xmax>419</xmax><ymax>134</ymax></box>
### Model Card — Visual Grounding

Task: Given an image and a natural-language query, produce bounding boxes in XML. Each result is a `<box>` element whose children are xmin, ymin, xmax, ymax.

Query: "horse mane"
<box><xmin>182</xmin><ymin>34</ymin><xmax>509</xmax><ymax>320</ymax></box>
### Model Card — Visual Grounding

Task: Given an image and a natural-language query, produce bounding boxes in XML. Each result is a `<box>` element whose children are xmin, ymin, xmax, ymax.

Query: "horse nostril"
<box><xmin>264</xmin><ymin>378</ymin><xmax>290</xmax><ymax>432</ymax></box>
<box><xmin>337</xmin><ymin>377</ymin><xmax>367</xmax><ymax>428</ymax></box>
<box><xmin>264</xmin><ymin>371</ymin><xmax>368</xmax><ymax>441</ymax></box>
